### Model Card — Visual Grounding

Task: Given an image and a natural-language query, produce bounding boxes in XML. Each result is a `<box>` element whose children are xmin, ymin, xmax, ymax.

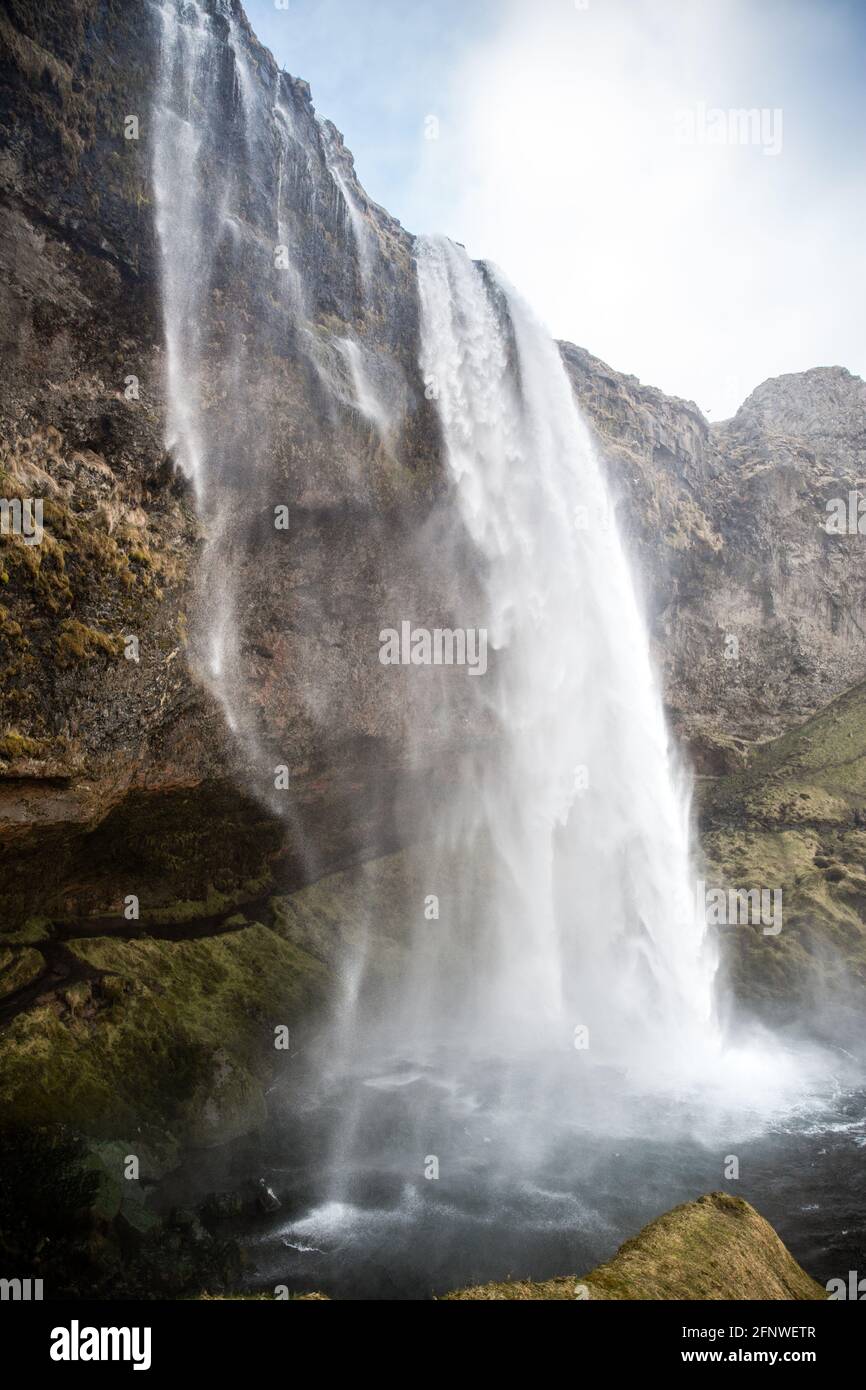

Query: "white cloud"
<box><xmin>405</xmin><ymin>0</ymin><xmax>866</xmax><ymax>418</ymax></box>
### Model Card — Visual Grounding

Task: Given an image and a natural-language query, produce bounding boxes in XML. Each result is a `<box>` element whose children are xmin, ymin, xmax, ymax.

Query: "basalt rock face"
<box><xmin>700</xmin><ymin>677</ymin><xmax>866</xmax><ymax>1036</ymax></box>
<box><xmin>0</xmin><ymin>0</ymin><xmax>234</xmax><ymax>925</ymax></box>
<box><xmin>1</xmin><ymin>0</ymin><xmax>865</xmax><ymax>939</ymax></box>
<box><xmin>563</xmin><ymin>348</ymin><xmax>866</xmax><ymax>771</ymax></box>
<box><xmin>0</xmin><ymin>0</ymin><xmax>451</xmax><ymax>928</ymax></box>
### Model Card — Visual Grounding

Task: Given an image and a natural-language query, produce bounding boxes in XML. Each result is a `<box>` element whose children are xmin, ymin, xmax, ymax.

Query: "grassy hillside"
<box><xmin>443</xmin><ymin>1193</ymin><xmax>826</xmax><ymax>1300</ymax></box>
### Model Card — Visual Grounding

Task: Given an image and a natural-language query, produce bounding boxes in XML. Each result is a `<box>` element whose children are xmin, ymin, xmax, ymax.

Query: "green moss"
<box><xmin>0</xmin><ymin>853</ymin><xmax>422</xmax><ymax>1152</ymax></box>
<box><xmin>141</xmin><ymin>886</ymin><xmax>250</xmax><ymax>927</ymax></box>
<box><xmin>706</xmin><ymin>679</ymin><xmax>866</xmax><ymax>827</ymax></box>
<box><xmin>0</xmin><ymin>421</ymin><xmax>193</xmax><ymax>743</ymax></box>
<box><xmin>56</xmin><ymin>617</ymin><xmax>122</xmax><ymax>665</ymax></box>
<box><xmin>443</xmin><ymin>1193</ymin><xmax>826</xmax><ymax>1300</ymax></box>
<box><xmin>269</xmin><ymin>850</ymin><xmax>420</xmax><ymax>983</ymax></box>
<box><xmin>0</xmin><ymin>728</ymin><xmax>41</xmax><ymax>759</ymax></box>
<box><xmin>0</xmin><ymin>916</ymin><xmax>53</xmax><ymax>946</ymax></box>
<box><xmin>0</xmin><ymin>947</ymin><xmax>44</xmax><ymax>998</ymax></box>
<box><xmin>0</xmin><ymin>925</ymin><xmax>327</xmax><ymax>1148</ymax></box>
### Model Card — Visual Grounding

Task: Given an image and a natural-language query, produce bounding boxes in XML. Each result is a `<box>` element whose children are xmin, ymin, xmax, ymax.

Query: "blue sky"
<box><xmin>245</xmin><ymin>0</ymin><xmax>866</xmax><ymax>417</ymax></box>
<box><xmin>246</xmin><ymin>0</ymin><xmax>499</xmax><ymax>227</ymax></box>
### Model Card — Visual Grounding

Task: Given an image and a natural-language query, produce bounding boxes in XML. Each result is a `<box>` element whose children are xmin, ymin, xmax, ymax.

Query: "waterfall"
<box><xmin>150</xmin><ymin>0</ymin><xmax>363</xmax><ymax>805</ymax></box>
<box><xmin>282</xmin><ymin>241</ymin><xmax>821</xmax><ymax>1270</ymax></box>
<box><xmin>398</xmin><ymin>236</ymin><xmax>719</xmax><ymax>1079</ymax></box>
<box><xmin>150</xmin><ymin>6</ymin><xmax>834</xmax><ymax>1286</ymax></box>
<box><xmin>151</xmin><ymin>0</ymin><xmax>213</xmax><ymax>505</ymax></box>
<box><xmin>322</xmin><ymin>124</ymin><xmax>376</xmax><ymax>290</ymax></box>
<box><xmin>151</xmin><ymin>0</ymin><xmax>262</xmax><ymax>763</ymax></box>
<box><xmin>149</xmin><ymin>4</ymin><xmax>778</xmax><ymax>1090</ymax></box>
<box><xmin>336</xmin><ymin>337</ymin><xmax>393</xmax><ymax>444</ymax></box>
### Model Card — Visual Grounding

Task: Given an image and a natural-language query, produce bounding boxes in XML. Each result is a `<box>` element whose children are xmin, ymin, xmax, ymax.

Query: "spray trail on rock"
<box><xmin>150</xmin><ymin>0</ymin><xmax>391</xmax><ymax>823</ymax></box>
<box><xmin>152</xmin><ymin>0</ymin><xmax>268</xmax><ymax>769</ymax></box>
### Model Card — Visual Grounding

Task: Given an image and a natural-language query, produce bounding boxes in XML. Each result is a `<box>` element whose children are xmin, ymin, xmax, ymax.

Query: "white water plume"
<box><xmin>152</xmin><ymin>0</ymin><xmax>213</xmax><ymax>504</ymax></box>
<box><xmin>336</xmin><ymin>337</ymin><xmax>393</xmax><ymax>443</ymax></box>
<box><xmin>321</xmin><ymin>124</ymin><xmax>376</xmax><ymax>289</ymax></box>
<box><xmin>152</xmin><ymin>0</ymin><xmax>265</xmax><ymax>784</ymax></box>
<box><xmin>408</xmin><ymin>234</ymin><xmax>719</xmax><ymax>1083</ymax></box>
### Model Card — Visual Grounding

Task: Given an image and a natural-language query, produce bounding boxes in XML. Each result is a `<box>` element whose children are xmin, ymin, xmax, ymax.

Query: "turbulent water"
<box><xmin>230</xmin><ymin>1072</ymin><xmax>866</xmax><ymax>1300</ymax></box>
<box><xmin>150</xmin><ymin>0</ymin><xmax>855</xmax><ymax>1299</ymax></box>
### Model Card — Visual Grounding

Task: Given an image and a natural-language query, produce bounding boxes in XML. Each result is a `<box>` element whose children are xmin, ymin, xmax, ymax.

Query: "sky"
<box><xmin>245</xmin><ymin>0</ymin><xmax>866</xmax><ymax>419</ymax></box>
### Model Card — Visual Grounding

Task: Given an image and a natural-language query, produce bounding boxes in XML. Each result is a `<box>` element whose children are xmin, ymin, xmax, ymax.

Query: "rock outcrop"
<box><xmin>701</xmin><ymin>676</ymin><xmax>866</xmax><ymax>1034</ymax></box>
<box><xmin>565</xmin><ymin>347</ymin><xmax>866</xmax><ymax>770</ymax></box>
<box><xmin>0</xmin><ymin>0</ymin><xmax>446</xmax><ymax>928</ymax></box>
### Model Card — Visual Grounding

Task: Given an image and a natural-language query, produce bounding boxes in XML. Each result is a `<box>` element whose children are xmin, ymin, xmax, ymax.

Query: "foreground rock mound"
<box><xmin>443</xmin><ymin>1193</ymin><xmax>826</xmax><ymax>1300</ymax></box>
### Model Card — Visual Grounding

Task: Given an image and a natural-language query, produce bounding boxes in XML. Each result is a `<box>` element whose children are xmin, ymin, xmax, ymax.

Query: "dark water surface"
<box><xmin>186</xmin><ymin>1050</ymin><xmax>866</xmax><ymax>1300</ymax></box>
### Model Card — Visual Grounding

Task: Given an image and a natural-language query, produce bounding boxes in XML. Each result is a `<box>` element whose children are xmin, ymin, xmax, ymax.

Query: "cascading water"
<box><xmin>150</xmin><ymin>0</ymin><xmax>381</xmax><ymax>809</ymax></box>
<box><xmin>406</xmin><ymin>235</ymin><xmax>718</xmax><ymax>1077</ymax></box>
<box><xmin>149</xmin><ymin>0</ymin><xmax>852</xmax><ymax>1302</ymax></box>
<box><xmin>151</xmin><ymin>0</ymin><xmax>266</xmax><ymax>761</ymax></box>
<box><xmin>259</xmin><ymin>238</ymin><xmax>840</xmax><ymax>1296</ymax></box>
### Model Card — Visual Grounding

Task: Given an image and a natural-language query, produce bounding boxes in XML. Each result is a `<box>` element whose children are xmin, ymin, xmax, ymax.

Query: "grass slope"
<box><xmin>442</xmin><ymin>1193</ymin><xmax>826</xmax><ymax>1300</ymax></box>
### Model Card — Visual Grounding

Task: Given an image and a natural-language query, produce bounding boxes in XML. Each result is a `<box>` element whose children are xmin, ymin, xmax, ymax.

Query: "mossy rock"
<box><xmin>0</xmin><ymin>945</ymin><xmax>43</xmax><ymax>997</ymax></box>
<box><xmin>704</xmin><ymin>678</ymin><xmax>866</xmax><ymax>827</ymax></box>
<box><xmin>0</xmin><ymin>852</ymin><xmax>420</xmax><ymax>1151</ymax></box>
<box><xmin>442</xmin><ymin>1193</ymin><xmax>826</xmax><ymax>1300</ymax></box>
<box><xmin>269</xmin><ymin>849</ymin><xmax>431</xmax><ymax>984</ymax></box>
<box><xmin>0</xmin><ymin>916</ymin><xmax>53</xmax><ymax>946</ymax></box>
<box><xmin>82</xmin><ymin>1138</ymin><xmax>165</xmax><ymax>1231</ymax></box>
<box><xmin>700</xmin><ymin>679</ymin><xmax>866</xmax><ymax>1023</ymax></box>
<box><xmin>0</xmin><ymin>925</ymin><xmax>327</xmax><ymax>1149</ymax></box>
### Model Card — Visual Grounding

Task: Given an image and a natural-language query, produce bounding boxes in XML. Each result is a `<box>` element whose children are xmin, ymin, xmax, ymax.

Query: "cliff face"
<box><xmin>0</xmin><ymin>0</ymin><xmax>449</xmax><ymax>926</ymax></box>
<box><xmin>564</xmin><ymin>348</ymin><xmax>866</xmax><ymax>771</ymax></box>
<box><xmin>0</xmin><ymin>0</ymin><xmax>238</xmax><ymax>923</ymax></box>
<box><xmin>1</xmin><ymin>0</ymin><xmax>865</xmax><ymax>928</ymax></box>
<box><xmin>701</xmin><ymin>676</ymin><xmax>866</xmax><ymax>1034</ymax></box>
